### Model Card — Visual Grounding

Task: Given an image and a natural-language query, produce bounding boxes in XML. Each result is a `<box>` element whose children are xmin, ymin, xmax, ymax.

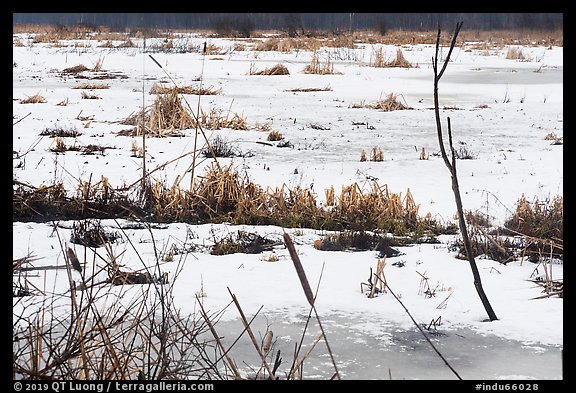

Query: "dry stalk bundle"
<box><xmin>255</xmin><ymin>37</ymin><xmax>298</xmax><ymax>52</ymax></box>
<box><xmin>193</xmin><ymin>163</ymin><xmax>247</xmax><ymax>219</ymax></box>
<box><xmin>250</xmin><ymin>64</ymin><xmax>290</xmax><ymax>76</ymax></box>
<box><xmin>72</xmin><ymin>82</ymin><xmax>110</xmax><ymax>90</ymax></box>
<box><xmin>149</xmin><ymin>83</ymin><xmax>221</xmax><ymax>95</ymax></box>
<box><xmin>385</xmin><ymin>48</ymin><xmax>413</xmax><ymax>68</ymax></box>
<box><xmin>368</xmin><ymin>258</ymin><xmax>388</xmax><ymax>298</ymax></box>
<box><xmin>20</xmin><ymin>94</ymin><xmax>47</xmax><ymax>104</ymax></box>
<box><xmin>196</xmin><ymin>108</ymin><xmax>249</xmax><ymax>131</ymax></box>
<box><xmin>303</xmin><ymin>52</ymin><xmax>338</xmax><ymax>75</ymax></box>
<box><xmin>371</xmin><ymin>93</ymin><xmax>411</xmax><ymax>111</ymax></box>
<box><xmin>145</xmin><ymin>91</ymin><xmax>195</xmax><ymax>137</ymax></box>
<box><xmin>370</xmin><ymin>47</ymin><xmax>386</xmax><ymax>67</ymax></box>
<box><xmin>325</xmin><ymin>186</ymin><xmax>335</xmax><ymax>206</ymax></box>
<box><xmin>62</xmin><ymin>64</ymin><xmax>90</xmax><ymax>74</ymax></box>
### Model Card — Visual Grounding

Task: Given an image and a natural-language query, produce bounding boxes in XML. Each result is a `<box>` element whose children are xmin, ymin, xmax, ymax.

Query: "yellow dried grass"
<box><xmin>250</xmin><ymin>63</ymin><xmax>290</xmax><ymax>75</ymax></box>
<box><xmin>20</xmin><ymin>94</ymin><xmax>46</xmax><ymax>104</ymax></box>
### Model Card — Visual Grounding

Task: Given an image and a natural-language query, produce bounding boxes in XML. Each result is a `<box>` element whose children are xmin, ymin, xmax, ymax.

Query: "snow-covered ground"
<box><xmin>13</xmin><ymin>32</ymin><xmax>563</xmax><ymax>379</ymax></box>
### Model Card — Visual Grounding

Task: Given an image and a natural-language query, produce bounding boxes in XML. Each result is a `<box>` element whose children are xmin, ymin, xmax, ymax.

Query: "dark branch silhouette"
<box><xmin>432</xmin><ymin>21</ymin><xmax>498</xmax><ymax>322</ymax></box>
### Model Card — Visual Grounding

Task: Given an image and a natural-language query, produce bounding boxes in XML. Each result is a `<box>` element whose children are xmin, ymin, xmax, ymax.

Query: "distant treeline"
<box><xmin>12</xmin><ymin>13</ymin><xmax>563</xmax><ymax>33</ymax></box>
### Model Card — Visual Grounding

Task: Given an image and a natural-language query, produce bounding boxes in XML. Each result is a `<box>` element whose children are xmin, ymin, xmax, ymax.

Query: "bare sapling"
<box><xmin>432</xmin><ymin>22</ymin><xmax>498</xmax><ymax>321</ymax></box>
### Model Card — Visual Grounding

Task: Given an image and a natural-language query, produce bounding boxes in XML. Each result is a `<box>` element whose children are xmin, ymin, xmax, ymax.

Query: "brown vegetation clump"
<box><xmin>120</xmin><ymin>101</ymin><xmax>249</xmax><ymax>137</ymax></box>
<box><xmin>80</xmin><ymin>91</ymin><xmax>101</xmax><ymax>100</ymax></box>
<box><xmin>13</xmin><ymin>163</ymin><xmax>451</xmax><ymax>236</ymax></box>
<box><xmin>62</xmin><ymin>64</ymin><xmax>90</xmax><ymax>74</ymax></box>
<box><xmin>303</xmin><ymin>53</ymin><xmax>339</xmax><ymax>75</ymax></box>
<box><xmin>285</xmin><ymin>85</ymin><xmax>332</xmax><ymax>93</ymax></box>
<box><xmin>145</xmin><ymin>91</ymin><xmax>195</xmax><ymax>136</ymax></box>
<box><xmin>255</xmin><ymin>37</ymin><xmax>316</xmax><ymax>52</ymax></box>
<box><xmin>370</xmin><ymin>47</ymin><xmax>413</xmax><ymax>68</ymax></box>
<box><xmin>20</xmin><ymin>94</ymin><xmax>46</xmax><ymax>104</ymax></box>
<box><xmin>504</xmin><ymin>195</ymin><xmax>563</xmax><ymax>240</ymax></box>
<box><xmin>353</xmin><ymin>93</ymin><xmax>411</xmax><ymax>112</ymax></box>
<box><xmin>149</xmin><ymin>83</ymin><xmax>221</xmax><ymax>95</ymax></box>
<box><xmin>250</xmin><ymin>63</ymin><xmax>290</xmax><ymax>75</ymax></box>
<box><xmin>370</xmin><ymin>146</ymin><xmax>384</xmax><ymax>161</ymax></box>
<box><xmin>267</xmin><ymin>130</ymin><xmax>284</xmax><ymax>141</ymax></box>
<box><xmin>505</xmin><ymin>47</ymin><xmax>528</xmax><ymax>60</ymax></box>
<box><xmin>72</xmin><ymin>82</ymin><xmax>110</xmax><ymax>89</ymax></box>
<box><xmin>371</xmin><ymin>93</ymin><xmax>412</xmax><ymax>111</ymax></box>
<box><xmin>385</xmin><ymin>48</ymin><xmax>413</xmax><ymax>68</ymax></box>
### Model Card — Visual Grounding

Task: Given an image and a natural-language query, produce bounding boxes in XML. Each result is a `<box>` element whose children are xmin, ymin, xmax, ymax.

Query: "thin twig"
<box><xmin>384</xmin><ymin>281</ymin><xmax>462</xmax><ymax>380</ymax></box>
<box><xmin>227</xmin><ymin>288</ymin><xmax>276</xmax><ymax>379</ymax></box>
<box><xmin>196</xmin><ymin>295</ymin><xmax>242</xmax><ymax>379</ymax></box>
<box><xmin>283</xmin><ymin>232</ymin><xmax>340</xmax><ymax>380</ymax></box>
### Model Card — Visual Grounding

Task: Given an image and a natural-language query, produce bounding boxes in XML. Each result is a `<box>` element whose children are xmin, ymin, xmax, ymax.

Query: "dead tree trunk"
<box><xmin>432</xmin><ymin>22</ymin><xmax>498</xmax><ymax>321</ymax></box>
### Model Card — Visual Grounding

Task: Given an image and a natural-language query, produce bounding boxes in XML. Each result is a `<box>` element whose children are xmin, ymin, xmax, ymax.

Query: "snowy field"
<box><xmin>13</xmin><ymin>31</ymin><xmax>563</xmax><ymax>380</ymax></box>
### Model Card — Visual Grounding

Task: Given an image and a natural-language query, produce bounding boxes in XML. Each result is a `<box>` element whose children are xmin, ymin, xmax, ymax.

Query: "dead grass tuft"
<box><xmin>211</xmin><ymin>230</ymin><xmax>276</xmax><ymax>255</ymax></box>
<box><xmin>72</xmin><ymin>82</ymin><xmax>110</xmax><ymax>90</ymax></box>
<box><xmin>267</xmin><ymin>130</ymin><xmax>284</xmax><ymax>141</ymax></box>
<box><xmin>303</xmin><ymin>52</ymin><xmax>339</xmax><ymax>75</ymax></box>
<box><xmin>382</xmin><ymin>48</ymin><xmax>413</xmax><ymax>68</ymax></box>
<box><xmin>285</xmin><ymin>85</ymin><xmax>332</xmax><ymax>92</ymax></box>
<box><xmin>249</xmin><ymin>63</ymin><xmax>290</xmax><ymax>75</ymax></box>
<box><xmin>353</xmin><ymin>93</ymin><xmax>412</xmax><ymax>111</ymax></box>
<box><xmin>144</xmin><ymin>91</ymin><xmax>195</xmax><ymax>137</ymax></box>
<box><xmin>81</xmin><ymin>91</ymin><xmax>101</xmax><ymax>100</ymax></box>
<box><xmin>149</xmin><ymin>83</ymin><xmax>221</xmax><ymax>95</ymax></box>
<box><xmin>504</xmin><ymin>195</ymin><xmax>563</xmax><ymax>240</ymax></box>
<box><xmin>62</xmin><ymin>64</ymin><xmax>90</xmax><ymax>74</ymax></box>
<box><xmin>506</xmin><ymin>47</ymin><xmax>529</xmax><ymax>60</ymax></box>
<box><xmin>20</xmin><ymin>94</ymin><xmax>46</xmax><ymax>104</ymax></box>
<box><xmin>370</xmin><ymin>146</ymin><xmax>385</xmax><ymax>161</ymax></box>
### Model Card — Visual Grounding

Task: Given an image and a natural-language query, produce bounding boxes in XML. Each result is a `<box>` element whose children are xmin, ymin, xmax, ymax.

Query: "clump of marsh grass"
<box><xmin>62</xmin><ymin>64</ymin><xmax>90</xmax><ymax>74</ymax></box>
<box><xmin>313</xmin><ymin>230</ymin><xmax>401</xmax><ymax>254</ymax></box>
<box><xmin>370</xmin><ymin>146</ymin><xmax>384</xmax><ymax>161</ymax></box>
<box><xmin>303</xmin><ymin>52</ymin><xmax>340</xmax><ymax>75</ymax></box>
<box><xmin>120</xmin><ymin>100</ymin><xmax>249</xmax><ymax>137</ymax></box>
<box><xmin>70</xmin><ymin>218</ymin><xmax>120</xmax><ymax>247</ymax></box>
<box><xmin>359</xmin><ymin>147</ymin><xmax>384</xmax><ymax>162</ymax></box>
<box><xmin>20</xmin><ymin>93</ymin><xmax>46</xmax><ymax>104</ymax></box>
<box><xmin>267</xmin><ymin>130</ymin><xmax>284</xmax><ymax>141</ymax></box>
<box><xmin>80</xmin><ymin>91</ymin><xmax>101</xmax><ymax>100</ymax></box>
<box><xmin>544</xmin><ymin>132</ymin><xmax>563</xmax><ymax>145</ymax></box>
<box><xmin>72</xmin><ymin>82</ymin><xmax>110</xmax><ymax>90</ymax></box>
<box><xmin>39</xmin><ymin>126</ymin><xmax>81</xmax><ymax>138</ymax></box>
<box><xmin>201</xmin><ymin>135</ymin><xmax>240</xmax><ymax>158</ymax></box>
<box><xmin>196</xmin><ymin>107</ymin><xmax>249</xmax><ymax>131</ymax></box>
<box><xmin>144</xmin><ymin>91</ymin><xmax>195</xmax><ymax>137</ymax></box>
<box><xmin>382</xmin><ymin>48</ymin><xmax>413</xmax><ymax>68</ymax></box>
<box><xmin>504</xmin><ymin>195</ymin><xmax>563</xmax><ymax>241</ymax></box>
<box><xmin>149</xmin><ymin>83</ymin><xmax>221</xmax><ymax>95</ymax></box>
<box><xmin>285</xmin><ymin>85</ymin><xmax>332</xmax><ymax>93</ymax></box>
<box><xmin>211</xmin><ymin>230</ymin><xmax>276</xmax><ymax>255</ymax></box>
<box><xmin>372</xmin><ymin>93</ymin><xmax>411</xmax><ymax>111</ymax></box>
<box><xmin>353</xmin><ymin>93</ymin><xmax>412</xmax><ymax>112</ymax></box>
<box><xmin>249</xmin><ymin>63</ymin><xmax>290</xmax><ymax>75</ymax></box>
<box><xmin>506</xmin><ymin>47</ymin><xmax>529</xmax><ymax>61</ymax></box>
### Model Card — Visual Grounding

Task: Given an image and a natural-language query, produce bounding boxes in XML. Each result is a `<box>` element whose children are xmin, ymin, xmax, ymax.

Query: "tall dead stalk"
<box><xmin>432</xmin><ymin>22</ymin><xmax>497</xmax><ymax>321</ymax></box>
<box><xmin>283</xmin><ymin>232</ymin><xmax>340</xmax><ymax>380</ymax></box>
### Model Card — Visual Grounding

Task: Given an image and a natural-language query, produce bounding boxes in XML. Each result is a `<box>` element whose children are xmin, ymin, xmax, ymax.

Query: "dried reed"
<box><xmin>20</xmin><ymin>94</ymin><xmax>46</xmax><ymax>104</ymax></box>
<box><xmin>149</xmin><ymin>83</ymin><xmax>221</xmax><ymax>95</ymax></box>
<box><xmin>303</xmin><ymin>52</ymin><xmax>339</xmax><ymax>75</ymax></box>
<box><xmin>250</xmin><ymin>63</ymin><xmax>290</xmax><ymax>75</ymax></box>
<box><xmin>72</xmin><ymin>82</ymin><xmax>110</xmax><ymax>89</ymax></box>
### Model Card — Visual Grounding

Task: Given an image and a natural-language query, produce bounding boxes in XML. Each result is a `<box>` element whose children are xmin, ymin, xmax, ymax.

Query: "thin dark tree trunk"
<box><xmin>432</xmin><ymin>22</ymin><xmax>498</xmax><ymax>321</ymax></box>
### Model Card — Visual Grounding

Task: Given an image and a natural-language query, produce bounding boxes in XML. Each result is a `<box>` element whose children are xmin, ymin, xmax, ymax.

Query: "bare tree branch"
<box><xmin>433</xmin><ymin>22</ymin><xmax>498</xmax><ymax>322</ymax></box>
